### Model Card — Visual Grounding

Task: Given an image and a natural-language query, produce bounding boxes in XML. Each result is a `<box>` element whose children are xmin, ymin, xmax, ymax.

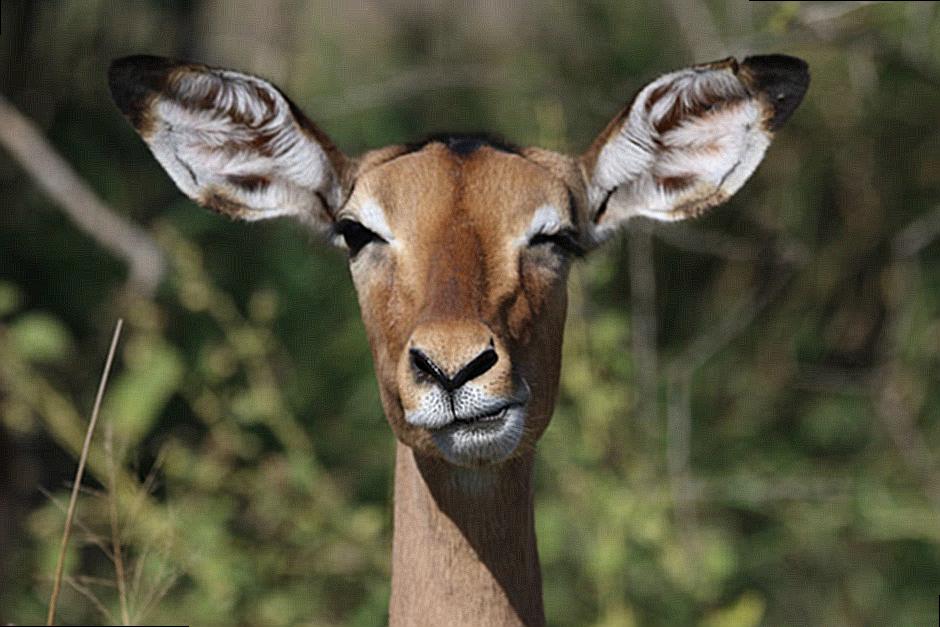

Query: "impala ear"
<box><xmin>108</xmin><ymin>55</ymin><xmax>348</xmax><ymax>229</ymax></box>
<box><xmin>581</xmin><ymin>54</ymin><xmax>809</xmax><ymax>240</ymax></box>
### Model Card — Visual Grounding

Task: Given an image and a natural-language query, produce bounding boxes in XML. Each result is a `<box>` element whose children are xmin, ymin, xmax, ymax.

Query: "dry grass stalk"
<box><xmin>105</xmin><ymin>424</ymin><xmax>131</xmax><ymax>625</ymax></box>
<box><xmin>46</xmin><ymin>319</ymin><xmax>124</xmax><ymax>626</ymax></box>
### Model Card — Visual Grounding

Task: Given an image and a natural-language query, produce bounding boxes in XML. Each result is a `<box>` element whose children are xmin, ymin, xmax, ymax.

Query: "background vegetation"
<box><xmin>1</xmin><ymin>1</ymin><xmax>939</xmax><ymax>625</ymax></box>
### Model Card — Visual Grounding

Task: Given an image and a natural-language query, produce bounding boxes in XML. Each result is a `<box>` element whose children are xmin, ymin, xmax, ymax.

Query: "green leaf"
<box><xmin>699</xmin><ymin>591</ymin><xmax>765</xmax><ymax>627</ymax></box>
<box><xmin>8</xmin><ymin>312</ymin><xmax>73</xmax><ymax>363</ymax></box>
<box><xmin>103</xmin><ymin>337</ymin><xmax>183</xmax><ymax>446</ymax></box>
<box><xmin>0</xmin><ymin>281</ymin><xmax>23</xmax><ymax>316</ymax></box>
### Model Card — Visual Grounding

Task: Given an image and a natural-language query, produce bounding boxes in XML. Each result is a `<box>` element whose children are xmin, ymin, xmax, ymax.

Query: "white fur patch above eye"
<box><xmin>514</xmin><ymin>204</ymin><xmax>567</xmax><ymax>248</ymax></box>
<box><xmin>350</xmin><ymin>198</ymin><xmax>396</xmax><ymax>243</ymax></box>
<box><xmin>526</xmin><ymin>204</ymin><xmax>564</xmax><ymax>237</ymax></box>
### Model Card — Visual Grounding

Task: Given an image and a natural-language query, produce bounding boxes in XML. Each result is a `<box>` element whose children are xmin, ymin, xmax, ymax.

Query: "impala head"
<box><xmin>109</xmin><ymin>54</ymin><xmax>808</xmax><ymax>468</ymax></box>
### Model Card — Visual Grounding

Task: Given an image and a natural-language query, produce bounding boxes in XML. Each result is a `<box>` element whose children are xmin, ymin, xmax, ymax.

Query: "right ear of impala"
<box><xmin>582</xmin><ymin>54</ymin><xmax>809</xmax><ymax>241</ymax></box>
<box><xmin>107</xmin><ymin>54</ymin><xmax>348</xmax><ymax>229</ymax></box>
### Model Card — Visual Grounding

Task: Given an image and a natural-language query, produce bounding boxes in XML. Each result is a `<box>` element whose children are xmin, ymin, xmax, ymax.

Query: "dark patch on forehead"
<box><xmin>404</xmin><ymin>132</ymin><xmax>520</xmax><ymax>158</ymax></box>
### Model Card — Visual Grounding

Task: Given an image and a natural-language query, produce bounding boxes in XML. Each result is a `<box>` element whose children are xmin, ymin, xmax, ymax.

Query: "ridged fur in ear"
<box><xmin>108</xmin><ymin>55</ymin><xmax>348</xmax><ymax>227</ymax></box>
<box><xmin>581</xmin><ymin>54</ymin><xmax>809</xmax><ymax>238</ymax></box>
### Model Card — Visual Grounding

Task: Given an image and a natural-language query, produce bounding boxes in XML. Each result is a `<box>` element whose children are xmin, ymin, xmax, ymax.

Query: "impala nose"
<box><xmin>409</xmin><ymin>344</ymin><xmax>498</xmax><ymax>393</ymax></box>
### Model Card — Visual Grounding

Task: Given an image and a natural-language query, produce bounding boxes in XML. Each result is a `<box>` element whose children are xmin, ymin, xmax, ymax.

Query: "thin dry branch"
<box><xmin>38</xmin><ymin>486</ymin><xmax>114</xmax><ymax>562</ymax></box>
<box><xmin>0</xmin><ymin>96</ymin><xmax>165</xmax><ymax>293</ymax></box>
<box><xmin>62</xmin><ymin>576</ymin><xmax>114</xmax><ymax>625</ymax></box>
<box><xmin>131</xmin><ymin>546</ymin><xmax>179</xmax><ymax>625</ymax></box>
<box><xmin>71</xmin><ymin>575</ymin><xmax>118</xmax><ymax>589</ymax></box>
<box><xmin>893</xmin><ymin>204</ymin><xmax>940</xmax><ymax>258</ymax></box>
<box><xmin>106</xmin><ymin>424</ymin><xmax>130</xmax><ymax>625</ymax></box>
<box><xmin>46</xmin><ymin>319</ymin><xmax>124</xmax><ymax>626</ymax></box>
<box><xmin>124</xmin><ymin>447</ymin><xmax>167</xmax><ymax>533</ymax></box>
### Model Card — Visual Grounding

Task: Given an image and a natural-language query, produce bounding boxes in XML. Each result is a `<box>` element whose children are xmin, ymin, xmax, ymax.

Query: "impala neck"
<box><xmin>389</xmin><ymin>442</ymin><xmax>545</xmax><ymax>626</ymax></box>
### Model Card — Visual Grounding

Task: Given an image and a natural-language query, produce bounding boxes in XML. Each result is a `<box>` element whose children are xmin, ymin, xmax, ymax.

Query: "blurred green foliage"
<box><xmin>1</xmin><ymin>1</ymin><xmax>940</xmax><ymax>625</ymax></box>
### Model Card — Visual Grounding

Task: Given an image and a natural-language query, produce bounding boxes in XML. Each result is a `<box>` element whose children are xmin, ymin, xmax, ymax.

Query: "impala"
<box><xmin>109</xmin><ymin>52</ymin><xmax>808</xmax><ymax>626</ymax></box>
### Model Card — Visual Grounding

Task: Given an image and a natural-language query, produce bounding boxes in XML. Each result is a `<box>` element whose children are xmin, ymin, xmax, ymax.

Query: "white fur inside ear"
<box><xmin>587</xmin><ymin>62</ymin><xmax>775</xmax><ymax>237</ymax></box>
<box><xmin>140</xmin><ymin>67</ymin><xmax>341</xmax><ymax>223</ymax></box>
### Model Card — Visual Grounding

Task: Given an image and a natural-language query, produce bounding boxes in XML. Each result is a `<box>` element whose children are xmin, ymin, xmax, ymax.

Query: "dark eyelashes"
<box><xmin>334</xmin><ymin>219</ymin><xmax>583</xmax><ymax>259</ymax></box>
<box><xmin>334</xmin><ymin>219</ymin><xmax>387</xmax><ymax>257</ymax></box>
<box><xmin>529</xmin><ymin>229</ymin><xmax>586</xmax><ymax>258</ymax></box>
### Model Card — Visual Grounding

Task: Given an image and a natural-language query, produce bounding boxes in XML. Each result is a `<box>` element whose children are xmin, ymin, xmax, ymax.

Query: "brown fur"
<box><xmin>349</xmin><ymin>144</ymin><xmax>576</xmax><ymax>464</ymax></box>
<box><xmin>199</xmin><ymin>188</ymin><xmax>253</xmax><ymax>219</ymax></box>
<box><xmin>391</xmin><ymin>443</ymin><xmax>543</xmax><ymax>626</ymax></box>
<box><xmin>336</xmin><ymin>144</ymin><xmax>578</xmax><ymax>624</ymax></box>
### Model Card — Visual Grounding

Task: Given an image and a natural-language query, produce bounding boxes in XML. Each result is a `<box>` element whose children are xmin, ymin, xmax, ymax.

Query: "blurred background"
<box><xmin>1</xmin><ymin>1</ymin><xmax>939</xmax><ymax>625</ymax></box>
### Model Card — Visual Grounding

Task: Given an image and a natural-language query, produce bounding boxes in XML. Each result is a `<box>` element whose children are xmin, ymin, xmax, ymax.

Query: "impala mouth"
<box><xmin>429</xmin><ymin>402</ymin><xmax>527</xmax><ymax>466</ymax></box>
<box><xmin>449</xmin><ymin>405</ymin><xmax>513</xmax><ymax>427</ymax></box>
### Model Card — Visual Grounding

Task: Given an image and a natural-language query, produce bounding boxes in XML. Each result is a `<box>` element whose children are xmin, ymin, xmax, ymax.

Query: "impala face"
<box><xmin>342</xmin><ymin>141</ymin><xmax>583</xmax><ymax>465</ymax></box>
<box><xmin>109</xmin><ymin>53</ymin><xmax>808</xmax><ymax>468</ymax></box>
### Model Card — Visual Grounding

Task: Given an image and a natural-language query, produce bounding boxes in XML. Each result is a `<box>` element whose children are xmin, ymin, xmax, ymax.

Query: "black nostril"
<box><xmin>409</xmin><ymin>347</ymin><xmax>499</xmax><ymax>393</ymax></box>
<box><xmin>450</xmin><ymin>348</ymin><xmax>498</xmax><ymax>390</ymax></box>
<box><xmin>409</xmin><ymin>348</ymin><xmax>451</xmax><ymax>390</ymax></box>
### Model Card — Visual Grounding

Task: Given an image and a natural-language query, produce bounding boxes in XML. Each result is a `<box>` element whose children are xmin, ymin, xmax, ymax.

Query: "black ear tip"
<box><xmin>744</xmin><ymin>53</ymin><xmax>809</xmax><ymax>74</ymax></box>
<box><xmin>107</xmin><ymin>55</ymin><xmax>180</xmax><ymax>127</ymax></box>
<box><xmin>742</xmin><ymin>54</ymin><xmax>810</xmax><ymax>131</ymax></box>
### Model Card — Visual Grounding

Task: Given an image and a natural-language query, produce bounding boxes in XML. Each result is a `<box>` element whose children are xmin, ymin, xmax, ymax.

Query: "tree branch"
<box><xmin>0</xmin><ymin>96</ymin><xmax>165</xmax><ymax>293</ymax></box>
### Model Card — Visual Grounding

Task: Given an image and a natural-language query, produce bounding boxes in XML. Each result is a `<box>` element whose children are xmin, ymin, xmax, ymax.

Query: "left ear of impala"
<box><xmin>107</xmin><ymin>55</ymin><xmax>348</xmax><ymax>230</ymax></box>
<box><xmin>582</xmin><ymin>54</ymin><xmax>809</xmax><ymax>240</ymax></box>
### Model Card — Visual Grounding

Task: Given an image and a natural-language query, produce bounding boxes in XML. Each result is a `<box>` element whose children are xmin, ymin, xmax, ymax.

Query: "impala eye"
<box><xmin>529</xmin><ymin>228</ymin><xmax>585</xmax><ymax>258</ymax></box>
<box><xmin>335</xmin><ymin>219</ymin><xmax>386</xmax><ymax>257</ymax></box>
